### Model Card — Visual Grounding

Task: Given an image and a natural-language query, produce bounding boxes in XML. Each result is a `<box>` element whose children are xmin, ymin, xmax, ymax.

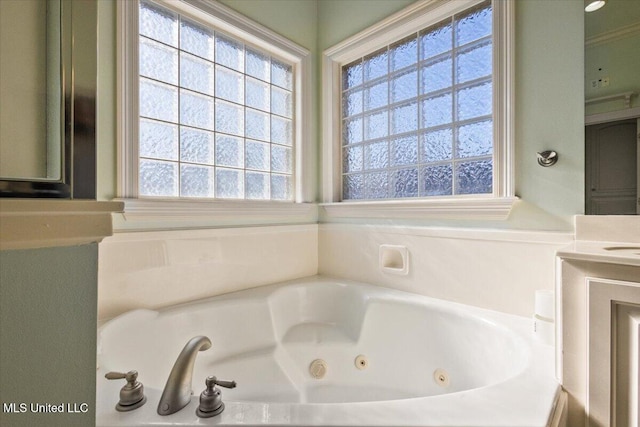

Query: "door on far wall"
<box><xmin>585</xmin><ymin>118</ymin><xmax>639</xmax><ymax>215</ymax></box>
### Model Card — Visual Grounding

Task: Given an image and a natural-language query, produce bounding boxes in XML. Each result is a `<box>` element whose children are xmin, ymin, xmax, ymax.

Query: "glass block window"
<box><xmin>341</xmin><ymin>1</ymin><xmax>492</xmax><ymax>200</ymax></box>
<box><xmin>138</xmin><ymin>0</ymin><xmax>294</xmax><ymax>200</ymax></box>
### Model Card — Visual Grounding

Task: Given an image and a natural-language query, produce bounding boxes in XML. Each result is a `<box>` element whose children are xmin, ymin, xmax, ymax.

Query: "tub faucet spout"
<box><xmin>157</xmin><ymin>336</ymin><xmax>212</xmax><ymax>416</ymax></box>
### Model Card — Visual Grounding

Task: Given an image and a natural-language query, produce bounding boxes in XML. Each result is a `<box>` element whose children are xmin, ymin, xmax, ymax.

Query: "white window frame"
<box><xmin>116</xmin><ymin>0</ymin><xmax>314</xmax><ymax>221</ymax></box>
<box><xmin>321</xmin><ymin>0</ymin><xmax>516</xmax><ymax>220</ymax></box>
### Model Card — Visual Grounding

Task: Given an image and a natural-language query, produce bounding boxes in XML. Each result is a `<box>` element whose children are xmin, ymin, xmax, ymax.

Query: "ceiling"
<box><xmin>585</xmin><ymin>0</ymin><xmax>640</xmax><ymax>38</ymax></box>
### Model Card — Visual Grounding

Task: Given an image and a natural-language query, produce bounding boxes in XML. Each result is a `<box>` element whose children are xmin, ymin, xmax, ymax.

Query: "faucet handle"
<box><xmin>105</xmin><ymin>370</ymin><xmax>147</xmax><ymax>411</ymax></box>
<box><xmin>105</xmin><ymin>370</ymin><xmax>137</xmax><ymax>382</ymax></box>
<box><xmin>196</xmin><ymin>375</ymin><xmax>236</xmax><ymax>418</ymax></box>
<box><xmin>206</xmin><ymin>376</ymin><xmax>237</xmax><ymax>389</ymax></box>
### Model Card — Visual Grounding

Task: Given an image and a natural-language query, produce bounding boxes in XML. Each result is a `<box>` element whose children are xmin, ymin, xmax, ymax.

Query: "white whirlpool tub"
<box><xmin>96</xmin><ymin>276</ymin><xmax>563</xmax><ymax>426</ymax></box>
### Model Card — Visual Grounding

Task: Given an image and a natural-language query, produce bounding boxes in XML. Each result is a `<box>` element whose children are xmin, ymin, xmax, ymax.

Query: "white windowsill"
<box><xmin>115</xmin><ymin>198</ymin><xmax>318</xmax><ymax>224</ymax></box>
<box><xmin>320</xmin><ymin>196</ymin><xmax>518</xmax><ymax>220</ymax></box>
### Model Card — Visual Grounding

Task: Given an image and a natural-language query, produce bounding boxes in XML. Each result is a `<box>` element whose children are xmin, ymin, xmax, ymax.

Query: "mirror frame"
<box><xmin>0</xmin><ymin>0</ymin><xmax>96</xmax><ymax>199</ymax></box>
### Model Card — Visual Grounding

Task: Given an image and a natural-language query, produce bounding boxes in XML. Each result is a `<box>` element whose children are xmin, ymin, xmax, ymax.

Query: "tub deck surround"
<box><xmin>98</xmin><ymin>223</ymin><xmax>573</xmax><ymax>320</ymax></box>
<box><xmin>97</xmin><ymin>224</ymin><xmax>318</xmax><ymax>321</ymax></box>
<box><xmin>318</xmin><ymin>223</ymin><xmax>573</xmax><ymax>317</ymax></box>
<box><xmin>97</xmin><ymin>277</ymin><xmax>561</xmax><ymax>426</ymax></box>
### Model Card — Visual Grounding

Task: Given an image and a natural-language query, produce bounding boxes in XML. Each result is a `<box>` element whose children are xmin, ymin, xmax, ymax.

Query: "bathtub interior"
<box><xmin>98</xmin><ymin>280</ymin><xmax>529</xmax><ymax>405</ymax></box>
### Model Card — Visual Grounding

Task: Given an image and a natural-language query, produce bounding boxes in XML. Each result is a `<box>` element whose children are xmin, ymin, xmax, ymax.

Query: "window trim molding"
<box><xmin>116</xmin><ymin>0</ymin><xmax>314</xmax><ymax>210</ymax></box>
<box><xmin>117</xmin><ymin>0</ymin><xmax>140</xmax><ymax>200</ymax></box>
<box><xmin>321</xmin><ymin>196</ymin><xmax>517</xmax><ymax>220</ymax></box>
<box><xmin>321</xmin><ymin>0</ymin><xmax>516</xmax><ymax>219</ymax></box>
<box><xmin>115</xmin><ymin>198</ymin><xmax>317</xmax><ymax>222</ymax></box>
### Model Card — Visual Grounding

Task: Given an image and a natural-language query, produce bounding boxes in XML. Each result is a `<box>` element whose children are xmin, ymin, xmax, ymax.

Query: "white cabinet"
<box><xmin>557</xmin><ymin>217</ymin><xmax>640</xmax><ymax>427</ymax></box>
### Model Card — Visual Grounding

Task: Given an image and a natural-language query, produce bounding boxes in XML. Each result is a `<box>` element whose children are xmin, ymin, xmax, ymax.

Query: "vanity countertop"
<box><xmin>557</xmin><ymin>240</ymin><xmax>640</xmax><ymax>267</ymax></box>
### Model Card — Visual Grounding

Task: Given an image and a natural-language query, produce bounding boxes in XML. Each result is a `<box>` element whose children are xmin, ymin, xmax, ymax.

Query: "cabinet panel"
<box><xmin>615</xmin><ymin>304</ymin><xmax>640</xmax><ymax>427</ymax></box>
<box><xmin>587</xmin><ymin>278</ymin><xmax>640</xmax><ymax>427</ymax></box>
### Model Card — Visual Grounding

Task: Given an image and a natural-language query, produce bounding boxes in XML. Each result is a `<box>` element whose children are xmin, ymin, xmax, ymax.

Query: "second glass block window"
<box><xmin>138</xmin><ymin>0</ymin><xmax>294</xmax><ymax>200</ymax></box>
<box><xmin>341</xmin><ymin>1</ymin><xmax>493</xmax><ymax>200</ymax></box>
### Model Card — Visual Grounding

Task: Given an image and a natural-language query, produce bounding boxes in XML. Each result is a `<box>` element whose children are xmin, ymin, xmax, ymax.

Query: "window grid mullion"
<box><xmin>385</xmin><ymin>46</ymin><xmax>391</xmax><ymax>198</ymax></box>
<box><xmin>416</xmin><ymin>31</ymin><xmax>423</xmax><ymax>196</ymax></box>
<box><xmin>241</xmin><ymin>40</ymin><xmax>247</xmax><ymax>200</ymax></box>
<box><xmin>243</xmin><ymin>72</ymin><xmax>247</xmax><ymax>199</ymax></box>
<box><xmin>450</xmin><ymin>14</ymin><xmax>458</xmax><ymax>196</ymax></box>
<box><xmin>343</xmin><ymin>74</ymin><xmax>490</xmax><ymax>122</ymax></box>
<box><xmin>212</xmin><ymin>38</ymin><xmax>217</xmax><ymax>199</ymax></box>
<box><xmin>358</xmin><ymin>59</ymin><xmax>364</xmax><ymax>199</ymax></box>
<box><xmin>176</xmin><ymin>16</ymin><xmax>183</xmax><ymax>198</ymax></box>
<box><xmin>268</xmin><ymin>58</ymin><xmax>273</xmax><ymax>199</ymax></box>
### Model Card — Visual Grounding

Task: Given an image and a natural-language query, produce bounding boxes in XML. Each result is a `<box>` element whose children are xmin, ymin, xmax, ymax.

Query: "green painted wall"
<box><xmin>0</xmin><ymin>244</ymin><xmax>98</xmax><ymax>427</ymax></box>
<box><xmin>97</xmin><ymin>0</ymin><xmax>116</xmax><ymax>201</ymax></box>
<box><xmin>317</xmin><ymin>0</ymin><xmax>416</xmax><ymax>49</ymax></box>
<box><xmin>217</xmin><ymin>0</ymin><xmax>318</xmax><ymax>49</ymax></box>
<box><xmin>513</xmin><ymin>0</ymin><xmax>584</xmax><ymax>230</ymax></box>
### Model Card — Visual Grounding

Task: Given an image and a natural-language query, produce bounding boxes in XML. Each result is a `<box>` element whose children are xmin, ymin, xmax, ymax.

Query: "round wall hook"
<box><xmin>537</xmin><ymin>150</ymin><xmax>558</xmax><ymax>167</ymax></box>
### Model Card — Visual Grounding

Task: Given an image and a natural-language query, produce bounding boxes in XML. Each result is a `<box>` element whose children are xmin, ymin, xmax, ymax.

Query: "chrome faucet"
<box><xmin>157</xmin><ymin>336</ymin><xmax>212</xmax><ymax>416</ymax></box>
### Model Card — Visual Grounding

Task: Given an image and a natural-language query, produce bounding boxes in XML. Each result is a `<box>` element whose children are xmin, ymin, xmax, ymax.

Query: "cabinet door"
<box><xmin>588</xmin><ymin>278</ymin><xmax>640</xmax><ymax>427</ymax></box>
<box><xmin>615</xmin><ymin>303</ymin><xmax>640</xmax><ymax>427</ymax></box>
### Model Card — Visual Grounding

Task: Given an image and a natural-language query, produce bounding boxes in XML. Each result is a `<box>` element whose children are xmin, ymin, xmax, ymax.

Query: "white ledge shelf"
<box><xmin>0</xmin><ymin>199</ymin><xmax>124</xmax><ymax>250</ymax></box>
<box><xmin>320</xmin><ymin>197</ymin><xmax>518</xmax><ymax>220</ymax></box>
<box><xmin>586</xmin><ymin>91</ymin><xmax>637</xmax><ymax>109</ymax></box>
<box><xmin>114</xmin><ymin>198</ymin><xmax>318</xmax><ymax>229</ymax></box>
